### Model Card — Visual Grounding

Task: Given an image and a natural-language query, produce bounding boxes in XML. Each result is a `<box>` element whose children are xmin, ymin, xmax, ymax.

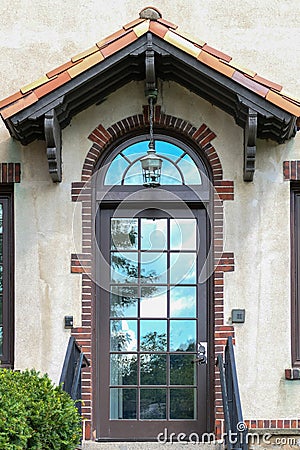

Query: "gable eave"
<box><xmin>2</xmin><ymin>32</ymin><xmax>297</xmax><ymax>145</ymax></box>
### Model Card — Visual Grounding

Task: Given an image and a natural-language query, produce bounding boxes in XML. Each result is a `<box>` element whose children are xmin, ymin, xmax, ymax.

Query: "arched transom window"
<box><xmin>103</xmin><ymin>135</ymin><xmax>208</xmax><ymax>186</ymax></box>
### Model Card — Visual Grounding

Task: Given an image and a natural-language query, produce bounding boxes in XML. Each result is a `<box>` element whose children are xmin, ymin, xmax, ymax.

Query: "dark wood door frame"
<box><xmin>94</xmin><ymin>202</ymin><xmax>213</xmax><ymax>440</ymax></box>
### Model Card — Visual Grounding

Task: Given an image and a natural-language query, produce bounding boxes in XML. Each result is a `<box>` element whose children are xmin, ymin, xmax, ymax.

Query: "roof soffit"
<box><xmin>1</xmin><ymin>32</ymin><xmax>297</xmax><ymax>146</ymax></box>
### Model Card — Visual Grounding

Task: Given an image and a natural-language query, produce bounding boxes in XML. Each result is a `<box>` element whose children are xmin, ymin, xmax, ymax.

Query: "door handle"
<box><xmin>192</xmin><ymin>342</ymin><xmax>207</xmax><ymax>365</ymax></box>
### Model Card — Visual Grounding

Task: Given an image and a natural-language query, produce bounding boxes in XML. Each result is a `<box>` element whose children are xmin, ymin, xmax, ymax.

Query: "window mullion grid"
<box><xmin>137</xmin><ymin>217</ymin><xmax>141</xmax><ymax>420</ymax></box>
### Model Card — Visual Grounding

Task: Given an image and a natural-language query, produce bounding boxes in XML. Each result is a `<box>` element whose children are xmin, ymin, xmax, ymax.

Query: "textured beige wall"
<box><xmin>0</xmin><ymin>0</ymin><xmax>299</xmax><ymax>419</ymax></box>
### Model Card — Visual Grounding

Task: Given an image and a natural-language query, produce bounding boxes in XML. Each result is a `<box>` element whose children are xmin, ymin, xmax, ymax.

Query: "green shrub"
<box><xmin>0</xmin><ymin>368</ymin><xmax>81</xmax><ymax>449</ymax></box>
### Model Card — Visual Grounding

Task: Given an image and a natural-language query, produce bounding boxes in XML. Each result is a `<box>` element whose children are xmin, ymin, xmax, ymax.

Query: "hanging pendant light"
<box><xmin>141</xmin><ymin>97</ymin><xmax>162</xmax><ymax>187</ymax></box>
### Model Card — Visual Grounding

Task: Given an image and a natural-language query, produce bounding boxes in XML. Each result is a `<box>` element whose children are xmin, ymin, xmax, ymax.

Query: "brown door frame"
<box><xmin>94</xmin><ymin>200</ymin><xmax>213</xmax><ymax>440</ymax></box>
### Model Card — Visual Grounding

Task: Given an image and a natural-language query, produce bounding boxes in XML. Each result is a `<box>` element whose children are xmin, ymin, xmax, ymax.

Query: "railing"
<box><xmin>217</xmin><ymin>336</ymin><xmax>248</xmax><ymax>450</ymax></box>
<box><xmin>60</xmin><ymin>336</ymin><xmax>89</xmax><ymax>416</ymax></box>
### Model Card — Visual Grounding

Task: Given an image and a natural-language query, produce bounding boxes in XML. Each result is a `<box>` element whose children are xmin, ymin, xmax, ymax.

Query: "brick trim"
<box><xmin>215</xmin><ymin>418</ymin><xmax>300</xmax><ymax>439</ymax></box>
<box><xmin>0</xmin><ymin>163</ymin><xmax>21</xmax><ymax>183</ymax></box>
<box><xmin>83</xmin><ymin>105</ymin><xmax>223</xmax><ymax>182</ymax></box>
<box><xmin>245</xmin><ymin>419</ymin><xmax>300</xmax><ymax>429</ymax></box>
<box><xmin>72</xmin><ymin>106</ymin><xmax>236</xmax><ymax>439</ymax></box>
<box><xmin>285</xmin><ymin>368</ymin><xmax>300</xmax><ymax>380</ymax></box>
<box><xmin>283</xmin><ymin>161</ymin><xmax>300</xmax><ymax>180</ymax></box>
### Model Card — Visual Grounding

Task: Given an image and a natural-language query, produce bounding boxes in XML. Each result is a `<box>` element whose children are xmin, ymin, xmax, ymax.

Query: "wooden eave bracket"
<box><xmin>44</xmin><ymin>109</ymin><xmax>62</xmax><ymax>182</ymax></box>
<box><xmin>145</xmin><ymin>32</ymin><xmax>157</xmax><ymax>102</ymax></box>
<box><xmin>244</xmin><ymin>107</ymin><xmax>257</xmax><ymax>182</ymax></box>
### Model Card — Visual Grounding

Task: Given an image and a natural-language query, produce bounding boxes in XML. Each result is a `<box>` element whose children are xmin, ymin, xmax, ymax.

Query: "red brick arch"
<box><xmin>83</xmin><ymin>105</ymin><xmax>223</xmax><ymax>182</ymax></box>
<box><xmin>71</xmin><ymin>105</ymin><xmax>235</xmax><ymax>440</ymax></box>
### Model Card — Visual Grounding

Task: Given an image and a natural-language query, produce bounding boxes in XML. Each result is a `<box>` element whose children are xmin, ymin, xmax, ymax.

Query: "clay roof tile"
<box><xmin>0</xmin><ymin>9</ymin><xmax>299</xmax><ymax>121</ymax></box>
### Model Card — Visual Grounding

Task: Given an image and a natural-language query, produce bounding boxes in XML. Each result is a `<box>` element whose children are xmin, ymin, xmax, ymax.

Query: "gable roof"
<box><xmin>0</xmin><ymin>6</ymin><xmax>299</xmax><ymax>145</ymax></box>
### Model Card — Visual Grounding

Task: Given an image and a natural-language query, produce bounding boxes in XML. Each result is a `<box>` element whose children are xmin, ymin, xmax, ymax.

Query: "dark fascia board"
<box><xmin>4</xmin><ymin>33</ymin><xmax>296</xmax><ymax>145</ymax></box>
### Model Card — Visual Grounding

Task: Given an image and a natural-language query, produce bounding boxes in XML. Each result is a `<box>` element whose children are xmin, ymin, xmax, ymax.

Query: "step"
<box><xmin>82</xmin><ymin>442</ymin><xmax>223</xmax><ymax>450</ymax></box>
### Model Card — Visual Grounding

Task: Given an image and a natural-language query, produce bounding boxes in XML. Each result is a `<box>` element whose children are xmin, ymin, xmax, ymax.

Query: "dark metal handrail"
<box><xmin>217</xmin><ymin>336</ymin><xmax>248</xmax><ymax>450</ymax></box>
<box><xmin>60</xmin><ymin>336</ymin><xmax>89</xmax><ymax>416</ymax></box>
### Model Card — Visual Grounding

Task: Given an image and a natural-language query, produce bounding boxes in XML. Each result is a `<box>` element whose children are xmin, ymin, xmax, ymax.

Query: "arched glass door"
<box><xmin>95</xmin><ymin>135</ymin><xmax>212</xmax><ymax>440</ymax></box>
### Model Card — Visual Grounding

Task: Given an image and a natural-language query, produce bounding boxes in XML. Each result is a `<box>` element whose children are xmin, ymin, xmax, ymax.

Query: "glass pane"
<box><xmin>178</xmin><ymin>153</ymin><xmax>202</xmax><ymax>185</ymax></box>
<box><xmin>0</xmin><ymin>203</ymin><xmax>3</xmax><ymax>233</ymax></box>
<box><xmin>140</xmin><ymin>354</ymin><xmax>166</xmax><ymax>385</ymax></box>
<box><xmin>140</xmin><ymin>320</ymin><xmax>167</xmax><ymax>351</ymax></box>
<box><xmin>0</xmin><ymin>235</ymin><xmax>2</xmax><ymax>263</ymax></box>
<box><xmin>0</xmin><ymin>295</ymin><xmax>2</xmax><ymax>324</ymax></box>
<box><xmin>170</xmin><ymin>354</ymin><xmax>196</xmax><ymax>385</ymax></box>
<box><xmin>170</xmin><ymin>320</ymin><xmax>196</xmax><ymax>351</ymax></box>
<box><xmin>110</xmin><ymin>388</ymin><xmax>137</xmax><ymax>419</ymax></box>
<box><xmin>140</xmin><ymin>252</ymin><xmax>167</xmax><ymax>284</ymax></box>
<box><xmin>141</xmin><ymin>218</ymin><xmax>167</xmax><ymax>250</ymax></box>
<box><xmin>111</xmin><ymin>219</ymin><xmax>138</xmax><ymax>250</ymax></box>
<box><xmin>140</xmin><ymin>286</ymin><xmax>167</xmax><ymax>318</ymax></box>
<box><xmin>110</xmin><ymin>354</ymin><xmax>137</xmax><ymax>385</ymax></box>
<box><xmin>170</xmin><ymin>253</ymin><xmax>196</xmax><ymax>284</ymax></box>
<box><xmin>160</xmin><ymin>159</ymin><xmax>182</xmax><ymax>185</ymax></box>
<box><xmin>140</xmin><ymin>388</ymin><xmax>166</xmax><ymax>419</ymax></box>
<box><xmin>110</xmin><ymin>320</ymin><xmax>137</xmax><ymax>351</ymax></box>
<box><xmin>170</xmin><ymin>218</ymin><xmax>197</xmax><ymax>250</ymax></box>
<box><xmin>0</xmin><ymin>326</ymin><xmax>2</xmax><ymax>355</ymax></box>
<box><xmin>170</xmin><ymin>286</ymin><xmax>196</xmax><ymax>318</ymax></box>
<box><xmin>111</xmin><ymin>252</ymin><xmax>138</xmax><ymax>284</ymax></box>
<box><xmin>110</xmin><ymin>286</ymin><xmax>138</xmax><ymax>318</ymax></box>
<box><xmin>123</xmin><ymin>142</ymin><xmax>145</xmax><ymax>160</ymax></box>
<box><xmin>156</xmin><ymin>141</ymin><xmax>184</xmax><ymax>161</ymax></box>
<box><xmin>170</xmin><ymin>388</ymin><xmax>196</xmax><ymax>419</ymax></box>
<box><xmin>123</xmin><ymin>162</ymin><xmax>144</xmax><ymax>185</ymax></box>
<box><xmin>105</xmin><ymin>154</ymin><xmax>128</xmax><ymax>185</ymax></box>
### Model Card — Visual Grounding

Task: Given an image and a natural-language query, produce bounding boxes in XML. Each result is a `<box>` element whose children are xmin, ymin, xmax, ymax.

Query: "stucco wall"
<box><xmin>0</xmin><ymin>0</ymin><xmax>299</xmax><ymax>421</ymax></box>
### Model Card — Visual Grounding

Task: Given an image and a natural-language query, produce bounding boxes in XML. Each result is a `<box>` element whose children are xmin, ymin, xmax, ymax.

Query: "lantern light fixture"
<box><xmin>140</xmin><ymin>97</ymin><xmax>162</xmax><ymax>187</ymax></box>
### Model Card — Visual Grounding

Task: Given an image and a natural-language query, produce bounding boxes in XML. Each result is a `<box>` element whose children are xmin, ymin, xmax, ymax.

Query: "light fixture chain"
<box><xmin>149</xmin><ymin>96</ymin><xmax>154</xmax><ymax>149</ymax></box>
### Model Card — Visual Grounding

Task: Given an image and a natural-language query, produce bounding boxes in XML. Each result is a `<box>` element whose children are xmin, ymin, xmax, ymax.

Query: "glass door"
<box><xmin>96</xmin><ymin>207</ymin><xmax>208</xmax><ymax>440</ymax></box>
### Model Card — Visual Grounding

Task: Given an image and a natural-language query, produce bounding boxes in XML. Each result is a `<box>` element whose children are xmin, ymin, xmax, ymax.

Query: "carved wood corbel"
<box><xmin>145</xmin><ymin>32</ymin><xmax>157</xmax><ymax>102</ymax></box>
<box><xmin>244</xmin><ymin>108</ymin><xmax>257</xmax><ymax>182</ymax></box>
<box><xmin>44</xmin><ymin>109</ymin><xmax>62</xmax><ymax>182</ymax></box>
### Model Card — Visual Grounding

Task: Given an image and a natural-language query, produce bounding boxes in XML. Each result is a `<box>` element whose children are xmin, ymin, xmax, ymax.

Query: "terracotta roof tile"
<box><xmin>174</xmin><ymin>30</ymin><xmax>206</xmax><ymax>48</ymax></box>
<box><xmin>202</xmin><ymin>44</ymin><xmax>232</xmax><ymax>62</ymax></box>
<box><xmin>157</xmin><ymin>18</ymin><xmax>178</xmax><ymax>30</ymax></box>
<box><xmin>149</xmin><ymin>20</ymin><xmax>169</xmax><ymax>38</ymax></box>
<box><xmin>100</xmin><ymin>30</ymin><xmax>137</xmax><ymax>58</ymax></box>
<box><xmin>46</xmin><ymin>60</ymin><xmax>82</xmax><ymax>78</ymax></box>
<box><xmin>96</xmin><ymin>28</ymin><xmax>129</xmax><ymax>49</ymax></box>
<box><xmin>0</xmin><ymin>92</ymin><xmax>38</xmax><ymax>119</ymax></box>
<box><xmin>266</xmin><ymin>90</ymin><xmax>300</xmax><ymax>116</ymax></box>
<box><xmin>0</xmin><ymin>10</ymin><xmax>299</xmax><ymax>122</ymax></box>
<box><xmin>35</xmin><ymin>71</ymin><xmax>71</xmax><ymax>98</ymax></box>
<box><xmin>21</xmin><ymin>75</ymin><xmax>53</xmax><ymax>95</ymax></box>
<box><xmin>71</xmin><ymin>45</ymin><xmax>100</xmax><ymax>63</ymax></box>
<box><xmin>164</xmin><ymin>30</ymin><xmax>201</xmax><ymax>58</ymax></box>
<box><xmin>228</xmin><ymin>60</ymin><xmax>257</xmax><ymax>78</ymax></box>
<box><xmin>132</xmin><ymin>20</ymin><xmax>150</xmax><ymax>38</ymax></box>
<box><xmin>123</xmin><ymin>18</ymin><xmax>145</xmax><ymax>30</ymax></box>
<box><xmin>253</xmin><ymin>74</ymin><xmax>282</xmax><ymax>92</ymax></box>
<box><xmin>232</xmin><ymin>71</ymin><xmax>269</xmax><ymax>97</ymax></box>
<box><xmin>198</xmin><ymin>52</ymin><xmax>235</xmax><ymax>78</ymax></box>
<box><xmin>0</xmin><ymin>91</ymin><xmax>24</xmax><ymax>110</ymax></box>
<box><xmin>68</xmin><ymin>51</ymin><xmax>104</xmax><ymax>78</ymax></box>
